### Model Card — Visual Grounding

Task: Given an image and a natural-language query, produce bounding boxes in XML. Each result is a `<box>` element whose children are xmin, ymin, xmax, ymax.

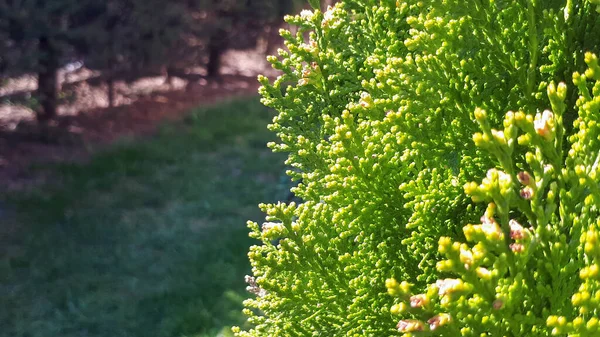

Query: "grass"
<box><xmin>0</xmin><ymin>97</ymin><xmax>289</xmax><ymax>337</ymax></box>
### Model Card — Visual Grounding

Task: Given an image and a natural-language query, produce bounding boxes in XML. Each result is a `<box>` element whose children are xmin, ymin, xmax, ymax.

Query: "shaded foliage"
<box><xmin>0</xmin><ymin>0</ymin><xmax>303</xmax><ymax>121</ymax></box>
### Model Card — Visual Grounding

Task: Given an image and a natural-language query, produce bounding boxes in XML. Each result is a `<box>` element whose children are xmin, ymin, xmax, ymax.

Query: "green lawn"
<box><xmin>0</xmin><ymin>98</ymin><xmax>288</xmax><ymax>337</ymax></box>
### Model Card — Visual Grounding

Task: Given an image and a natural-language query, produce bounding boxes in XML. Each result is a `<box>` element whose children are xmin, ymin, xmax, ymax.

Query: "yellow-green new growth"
<box><xmin>389</xmin><ymin>57</ymin><xmax>600</xmax><ymax>336</ymax></box>
<box><xmin>237</xmin><ymin>1</ymin><xmax>600</xmax><ymax>336</ymax></box>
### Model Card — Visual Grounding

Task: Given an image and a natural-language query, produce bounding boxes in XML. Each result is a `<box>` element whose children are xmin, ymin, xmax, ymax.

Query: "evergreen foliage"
<box><xmin>0</xmin><ymin>0</ymin><xmax>300</xmax><ymax>120</ymax></box>
<box><xmin>238</xmin><ymin>1</ymin><xmax>600</xmax><ymax>336</ymax></box>
<box><xmin>0</xmin><ymin>0</ymin><xmax>106</xmax><ymax>119</ymax></box>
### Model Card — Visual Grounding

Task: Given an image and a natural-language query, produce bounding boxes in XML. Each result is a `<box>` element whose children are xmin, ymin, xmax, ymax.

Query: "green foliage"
<box><xmin>388</xmin><ymin>58</ymin><xmax>600</xmax><ymax>336</ymax></box>
<box><xmin>0</xmin><ymin>0</ymin><xmax>103</xmax><ymax>71</ymax></box>
<box><xmin>238</xmin><ymin>1</ymin><xmax>600</xmax><ymax>336</ymax></box>
<box><xmin>82</xmin><ymin>0</ymin><xmax>187</xmax><ymax>73</ymax></box>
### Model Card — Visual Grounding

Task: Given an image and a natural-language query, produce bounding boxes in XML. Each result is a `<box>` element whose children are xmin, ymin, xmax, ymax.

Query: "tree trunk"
<box><xmin>206</xmin><ymin>29</ymin><xmax>226</xmax><ymax>79</ymax></box>
<box><xmin>107</xmin><ymin>77</ymin><xmax>115</xmax><ymax>108</ymax></box>
<box><xmin>107</xmin><ymin>57</ymin><xmax>115</xmax><ymax>108</ymax></box>
<box><xmin>163</xmin><ymin>65</ymin><xmax>176</xmax><ymax>87</ymax></box>
<box><xmin>37</xmin><ymin>36</ymin><xmax>59</xmax><ymax>122</ymax></box>
<box><xmin>265</xmin><ymin>24</ymin><xmax>283</xmax><ymax>56</ymax></box>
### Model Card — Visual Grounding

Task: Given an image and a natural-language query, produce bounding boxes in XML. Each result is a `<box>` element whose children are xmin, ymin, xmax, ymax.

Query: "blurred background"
<box><xmin>0</xmin><ymin>1</ymin><xmax>326</xmax><ymax>336</ymax></box>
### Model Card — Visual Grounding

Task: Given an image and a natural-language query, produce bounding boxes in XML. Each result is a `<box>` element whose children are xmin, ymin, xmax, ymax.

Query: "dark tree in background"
<box><xmin>0</xmin><ymin>0</ymin><xmax>303</xmax><ymax>122</ymax></box>
<box><xmin>0</xmin><ymin>0</ymin><xmax>107</xmax><ymax>121</ymax></box>
<box><xmin>182</xmin><ymin>0</ymin><xmax>293</xmax><ymax>79</ymax></box>
<box><xmin>81</xmin><ymin>0</ymin><xmax>186</xmax><ymax>106</ymax></box>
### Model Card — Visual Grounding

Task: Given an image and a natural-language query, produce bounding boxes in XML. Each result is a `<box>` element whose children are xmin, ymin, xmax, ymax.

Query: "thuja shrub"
<box><xmin>234</xmin><ymin>1</ymin><xmax>600</xmax><ymax>336</ymax></box>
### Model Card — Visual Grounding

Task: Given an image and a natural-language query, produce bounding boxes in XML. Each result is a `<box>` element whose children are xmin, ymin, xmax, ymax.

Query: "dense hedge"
<box><xmin>236</xmin><ymin>1</ymin><xmax>600</xmax><ymax>336</ymax></box>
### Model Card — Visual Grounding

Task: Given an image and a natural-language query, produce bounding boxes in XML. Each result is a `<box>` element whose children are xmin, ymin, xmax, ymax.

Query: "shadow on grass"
<box><xmin>0</xmin><ymin>98</ymin><xmax>289</xmax><ymax>337</ymax></box>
